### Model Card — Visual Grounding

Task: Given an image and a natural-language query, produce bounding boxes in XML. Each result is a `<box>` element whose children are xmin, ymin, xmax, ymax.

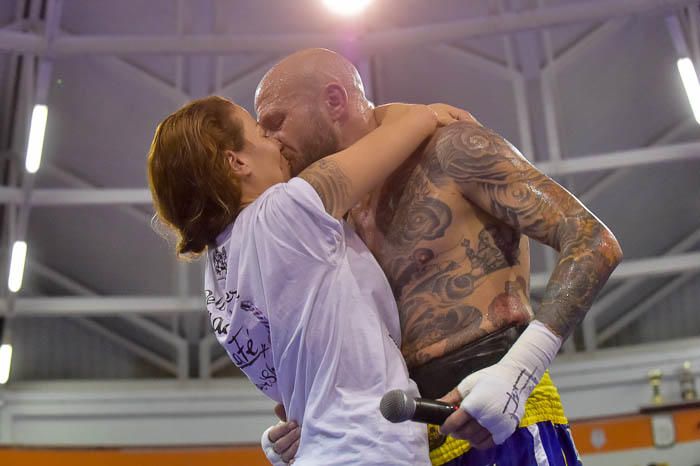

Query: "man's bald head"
<box><xmin>255</xmin><ymin>48</ymin><xmax>368</xmax><ymax>111</ymax></box>
<box><xmin>254</xmin><ymin>49</ymin><xmax>375</xmax><ymax>176</ymax></box>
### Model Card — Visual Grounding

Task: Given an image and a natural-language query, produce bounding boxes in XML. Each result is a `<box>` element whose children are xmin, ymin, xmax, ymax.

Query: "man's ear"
<box><xmin>323</xmin><ymin>83</ymin><xmax>348</xmax><ymax>121</ymax></box>
<box><xmin>226</xmin><ymin>150</ymin><xmax>251</xmax><ymax>177</ymax></box>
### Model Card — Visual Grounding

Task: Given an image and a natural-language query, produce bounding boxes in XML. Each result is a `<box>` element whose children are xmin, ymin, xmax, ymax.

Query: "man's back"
<box><xmin>351</xmin><ymin>127</ymin><xmax>533</xmax><ymax>369</ymax></box>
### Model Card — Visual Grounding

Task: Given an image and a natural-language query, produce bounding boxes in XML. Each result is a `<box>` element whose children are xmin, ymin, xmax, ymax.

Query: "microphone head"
<box><xmin>379</xmin><ymin>389</ymin><xmax>416</xmax><ymax>423</ymax></box>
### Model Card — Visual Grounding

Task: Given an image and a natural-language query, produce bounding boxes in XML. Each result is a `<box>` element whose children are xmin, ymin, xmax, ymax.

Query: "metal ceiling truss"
<box><xmin>0</xmin><ymin>0</ymin><xmax>697</xmax><ymax>358</ymax></box>
<box><xmin>0</xmin><ymin>0</ymin><xmax>696</xmax><ymax>56</ymax></box>
<box><xmin>0</xmin><ymin>251</ymin><xmax>695</xmax><ymax>316</ymax></box>
<box><xmin>0</xmin><ymin>140</ymin><xmax>697</xmax><ymax>206</ymax></box>
<box><xmin>29</xmin><ymin>258</ymin><xmax>189</xmax><ymax>378</ymax></box>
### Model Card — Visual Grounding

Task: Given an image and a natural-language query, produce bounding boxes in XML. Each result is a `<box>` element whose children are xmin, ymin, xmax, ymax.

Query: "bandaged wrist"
<box><xmin>499</xmin><ymin>320</ymin><xmax>563</xmax><ymax>383</ymax></box>
<box><xmin>455</xmin><ymin>321</ymin><xmax>563</xmax><ymax>444</ymax></box>
<box><xmin>261</xmin><ymin>424</ymin><xmax>286</xmax><ymax>466</ymax></box>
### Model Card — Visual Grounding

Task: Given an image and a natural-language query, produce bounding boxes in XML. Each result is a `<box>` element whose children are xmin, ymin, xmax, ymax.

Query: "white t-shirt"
<box><xmin>204</xmin><ymin>178</ymin><xmax>429</xmax><ymax>466</ymax></box>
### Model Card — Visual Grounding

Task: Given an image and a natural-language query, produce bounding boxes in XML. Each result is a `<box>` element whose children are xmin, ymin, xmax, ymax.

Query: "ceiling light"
<box><xmin>0</xmin><ymin>344</ymin><xmax>12</xmax><ymax>384</ymax></box>
<box><xmin>8</xmin><ymin>241</ymin><xmax>27</xmax><ymax>293</ymax></box>
<box><xmin>322</xmin><ymin>0</ymin><xmax>373</xmax><ymax>16</ymax></box>
<box><xmin>25</xmin><ymin>104</ymin><xmax>48</xmax><ymax>173</ymax></box>
<box><xmin>677</xmin><ymin>57</ymin><xmax>700</xmax><ymax>125</ymax></box>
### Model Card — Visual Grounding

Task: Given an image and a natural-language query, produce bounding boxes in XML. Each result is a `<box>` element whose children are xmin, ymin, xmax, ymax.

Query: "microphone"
<box><xmin>380</xmin><ymin>389</ymin><xmax>459</xmax><ymax>425</ymax></box>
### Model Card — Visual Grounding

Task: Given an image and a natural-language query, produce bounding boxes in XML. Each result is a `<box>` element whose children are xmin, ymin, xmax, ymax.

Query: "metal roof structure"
<box><xmin>0</xmin><ymin>0</ymin><xmax>699</xmax><ymax>383</ymax></box>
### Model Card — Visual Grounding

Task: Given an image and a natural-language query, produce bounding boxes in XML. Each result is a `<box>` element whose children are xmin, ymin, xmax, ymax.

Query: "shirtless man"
<box><xmin>256</xmin><ymin>48</ymin><xmax>622</xmax><ymax>466</ymax></box>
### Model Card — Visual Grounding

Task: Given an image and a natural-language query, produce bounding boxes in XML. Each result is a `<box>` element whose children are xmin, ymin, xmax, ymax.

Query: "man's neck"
<box><xmin>337</xmin><ymin>107</ymin><xmax>378</xmax><ymax>150</ymax></box>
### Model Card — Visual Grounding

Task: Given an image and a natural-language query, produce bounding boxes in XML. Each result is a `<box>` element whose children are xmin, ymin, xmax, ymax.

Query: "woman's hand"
<box><xmin>374</xmin><ymin>103</ymin><xmax>435</xmax><ymax>126</ymax></box>
<box><xmin>428</xmin><ymin>103</ymin><xmax>479</xmax><ymax>126</ymax></box>
<box><xmin>375</xmin><ymin>103</ymin><xmax>478</xmax><ymax>128</ymax></box>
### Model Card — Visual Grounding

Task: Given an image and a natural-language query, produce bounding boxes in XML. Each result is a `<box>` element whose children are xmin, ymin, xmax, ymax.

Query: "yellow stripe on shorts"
<box><xmin>428</xmin><ymin>371</ymin><xmax>568</xmax><ymax>466</ymax></box>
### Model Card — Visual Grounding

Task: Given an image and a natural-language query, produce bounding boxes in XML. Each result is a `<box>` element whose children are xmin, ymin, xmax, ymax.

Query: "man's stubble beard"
<box><xmin>292</xmin><ymin>109</ymin><xmax>341</xmax><ymax>176</ymax></box>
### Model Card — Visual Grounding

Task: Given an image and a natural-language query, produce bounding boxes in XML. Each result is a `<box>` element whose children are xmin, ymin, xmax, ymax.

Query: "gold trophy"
<box><xmin>648</xmin><ymin>369</ymin><xmax>664</xmax><ymax>405</ymax></box>
<box><xmin>680</xmin><ymin>361</ymin><xmax>697</xmax><ymax>402</ymax></box>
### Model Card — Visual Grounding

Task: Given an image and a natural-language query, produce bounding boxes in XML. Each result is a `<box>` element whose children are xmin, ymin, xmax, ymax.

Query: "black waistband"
<box><xmin>408</xmin><ymin>325</ymin><xmax>526</xmax><ymax>399</ymax></box>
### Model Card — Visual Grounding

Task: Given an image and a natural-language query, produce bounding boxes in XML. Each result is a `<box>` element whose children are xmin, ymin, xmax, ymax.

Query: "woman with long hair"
<box><xmin>147</xmin><ymin>95</ymin><xmax>465</xmax><ymax>465</ymax></box>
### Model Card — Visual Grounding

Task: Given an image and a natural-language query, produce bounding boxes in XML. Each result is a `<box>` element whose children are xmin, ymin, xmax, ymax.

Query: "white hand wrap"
<box><xmin>457</xmin><ymin>320</ymin><xmax>562</xmax><ymax>445</ymax></box>
<box><xmin>261</xmin><ymin>423</ymin><xmax>286</xmax><ymax>466</ymax></box>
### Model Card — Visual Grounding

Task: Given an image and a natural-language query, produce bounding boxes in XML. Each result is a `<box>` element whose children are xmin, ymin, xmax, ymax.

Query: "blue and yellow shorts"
<box><xmin>428</xmin><ymin>372</ymin><xmax>582</xmax><ymax>466</ymax></box>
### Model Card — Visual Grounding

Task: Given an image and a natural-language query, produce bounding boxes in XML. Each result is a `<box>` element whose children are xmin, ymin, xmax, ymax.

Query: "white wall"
<box><xmin>0</xmin><ymin>338</ymin><xmax>699</xmax><ymax>448</ymax></box>
<box><xmin>0</xmin><ymin>378</ymin><xmax>277</xmax><ymax>446</ymax></box>
<box><xmin>554</xmin><ymin>337</ymin><xmax>700</xmax><ymax>420</ymax></box>
<box><xmin>581</xmin><ymin>443</ymin><xmax>700</xmax><ymax>466</ymax></box>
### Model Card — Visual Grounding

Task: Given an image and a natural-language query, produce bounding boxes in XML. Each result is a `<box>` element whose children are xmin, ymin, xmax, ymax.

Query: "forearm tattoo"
<box><xmin>299</xmin><ymin>158</ymin><xmax>352</xmax><ymax>218</ymax></box>
<box><xmin>434</xmin><ymin>122</ymin><xmax>622</xmax><ymax>339</ymax></box>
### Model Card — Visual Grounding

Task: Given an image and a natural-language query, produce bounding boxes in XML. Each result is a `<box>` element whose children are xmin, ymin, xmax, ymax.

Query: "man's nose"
<box><xmin>267</xmin><ymin>133</ymin><xmax>283</xmax><ymax>149</ymax></box>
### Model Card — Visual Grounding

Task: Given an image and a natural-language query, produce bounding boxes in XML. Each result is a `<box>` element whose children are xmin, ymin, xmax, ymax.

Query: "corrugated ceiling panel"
<box><xmin>10</xmin><ymin>317</ymin><xmax>170</xmax><ymax>380</ymax></box>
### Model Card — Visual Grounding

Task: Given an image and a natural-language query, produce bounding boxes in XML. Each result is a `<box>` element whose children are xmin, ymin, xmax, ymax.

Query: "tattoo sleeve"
<box><xmin>433</xmin><ymin>122</ymin><xmax>623</xmax><ymax>339</ymax></box>
<box><xmin>298</xmin><ymin>158</ymin><xmax>353</xmax><ymax>219</ymax></box>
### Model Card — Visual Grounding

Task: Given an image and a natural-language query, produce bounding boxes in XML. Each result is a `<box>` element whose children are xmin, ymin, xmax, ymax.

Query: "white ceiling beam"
<box><xmin>597</xmin><ymin>271</ymin><xmax>699</xmax><ymax>344</ymax></box>
<box><xmin>577</xmin><ymin>224</ymin><xmax>700</xmax><ymax>350</ymax></box>
<box><xmin>434</xmin><ymin>44</ymin><xmax>516</xmax><ymax>80</ymax></box>
<box><xmin>356</xmin><ymin>58</ymin><xmax>374</xmax><ymax>104</ymax></box>
<box><xmin>1</xmin><ymin>0</ymin><xmax>694</xmax><ymax>56</ymax></box>
<box><xmin>43</xmin><ymin>163</ymin><xmax>152</xmax><ymax>225</ymax></box>
<box><xmin>530</xmin><ymin>250</ymin><xmax>700</xmax><ymax>291</ymax></box>
<box><xmin>123</xmin><ymin>314</ymin><xmax>189</xmax><ymax>379</ymax></box>
<box><xmin>29</xmin><ymin>259</ymin><xmax>94</xmax><ymax>295</ymax></box>
<box><xmin>577</xmin><ymin>118</ymin><xmax>694</xmax><ymax>203</ymax></box>
<box><xmin>28</xmin><ymin>0</ymin><xmax>41</xmax><ymax>22</ymax></box>
<box><xmin>0</xmin><ymin>251</ymin><xmax>698</xmax><ymax>317</ymax></box>
<box><xmin>122</xmin><ymin>315</ymin><xmax>187</xmax><ymax>351</ymax></box>
<box><xmin>688</xmin><ymin>3</ymin><xmax>700</xmax><ymax>65</ymax></box>
<box><xmin>198</xmin><ymin>334</ymin><xmax>216</xmax><ymax>379</ymax></box>
<box><xmin>30</xmin><ymin>260</ymin><xmax>181</xmax><ymax>375</ymax></box>
<box><xmin>8</xmin><ymin>0</ymin><xmax>64</xmax><ymax>319</ymax></box>
<box><xmin>0</xmin><ymin>29</ymin><xmax>43</xmax><ymax>52</ymax></box>
<box><xmin>186</xmin><ymin>0</ymin><xmax>215</xmax><ymax>99</ymax></box>
<box><xmin>213</xmin><ymin>57</ymin><xmax>279</xmax><ymax>96</ymax></box>
<box><xmin>29</xmin><ymin>188</ymin><xmax>152</xmax><ymax>205</ymax></box>
<box><xmin>52</xmin><ymin>28</ymin><xmax>190</xmax><ymax>104</ymax></box>
<box><xmin>536</xmin><ymin>140</ymin><xmax>700</xmax><ymax>175</ymax></box>
<box><xmin>575</xmin><ymin>122</ymin><xmax>699</xmax><ymax>347</ymax></box>
<box><xmin>175</xmin><ymin>0</ymin><xmax>185</xmax><ymax>93</ymax></box>
<box><xmin>503</xmin><ymin>38</ymin><xmax>535</xmax><ymax>160</ymax></box>
<box><xmin>0</xmin><ymin>186</ymin><xmax>20</xmax><ymax>203</ymax></box>
<box><xmin>544</xmin><ymin>19</ymin><xmax>630</xmax><ymax>73</ymax></box>
<box><xmin>536</xmin><ymin>0</ymin><xmax>565</xmax><ymax>272</ymax></box>
<box><xmin>586</xmin><ymin>225</ymin><xmax>700</xmax><ymax>320</ymax></box>
<box><xmin>1</xmin><ymin>27</ymin><xmax>185</xmax><ymax>124</ymax></box>
<box><xmin>28</xmin><ymin>259</ymin><xmax>189</xmax><ymax>377</ymax></box>
<box><xmin>72</xmin><ymin>317</ymin><xmax>179</xmax><ymax>376</ymax></box>
<box><xmin>0</xmin><ymin>296</ymin><xmax>202</xmax><ymax>316</ymax></box>
<box><xmin>0</xmin><ymin>20</ymin><xmax>22</xmax><ymax>148</ymax></box>
<box><xmin>0</xmin><ymin>140</ymin><xmax>695</xmax><ymax>207</ymax></box>
<box><xmin>0</xmin><ymin>20</ymin><xmax>20</xmax><ymax>31</ymax></box>
<box><xmin>575</xmin><ymin>117</ymin><xmax>695</xmax><ymax>350</ymax></box>
<box><xmin>90</xmin><ymin>54</ymin><xmax>189</xmax><ymax>105</ymax></box>
<box><xmin>211</xmin><ymin>353</ymin><xmax>234</xmax><ymax>374</ymax></box>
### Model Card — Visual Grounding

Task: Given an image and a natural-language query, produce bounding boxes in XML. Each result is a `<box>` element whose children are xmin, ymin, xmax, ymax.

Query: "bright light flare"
<box><xmin>8</xmin><ymin>241</ymin><xmax>27</xmax><ymax>293</ymax></box>
<box><xmin>0</xmin><ymin>344</ymin><xmax>12</xmax><ymax>384</ymax></box>
<box><xmin>25</xmin><ymin>104</ymin><xmax>48</xmax><ymax>173</ymax></box>
<box><xmin>677</xmin><ymin>57</ymin><xmax>700</xmax><ymax>125</ymax></box>
<box><xmin>322</xmin><ymin>0</ymin><xmax>373</xmax><ymax>16</ymax></box>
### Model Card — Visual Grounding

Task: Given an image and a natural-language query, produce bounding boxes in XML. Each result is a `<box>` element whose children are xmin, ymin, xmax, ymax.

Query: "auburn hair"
<box><xmin>147</xmin><ymin>96</ymin><xmax>245</xmax><ymax>258</ymax></box>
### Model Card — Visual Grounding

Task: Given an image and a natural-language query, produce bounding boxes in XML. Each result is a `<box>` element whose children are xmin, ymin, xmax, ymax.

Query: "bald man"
<box><xmin>257</xmin><ymin>49</ymin><xmax>621</xmax><ymax>466</ymax></box>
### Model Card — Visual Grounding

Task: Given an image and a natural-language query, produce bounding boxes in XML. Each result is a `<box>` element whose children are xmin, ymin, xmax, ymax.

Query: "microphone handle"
<box><xmin>412</xmin><ymin>398</ymin><xmax>459</xmax><ymax>425</ymax></box>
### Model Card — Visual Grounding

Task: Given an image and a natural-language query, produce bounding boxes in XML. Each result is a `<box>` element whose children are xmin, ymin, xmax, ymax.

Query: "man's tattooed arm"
<box><xmin>298</xmin><ymin>159</ymin><xmax>353</xmax><ymax>219</ymax></box>
<box><xmin>433</xmin><ymin>122</ymin><xmax>623</xmax><ymax>339</ymax></box>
